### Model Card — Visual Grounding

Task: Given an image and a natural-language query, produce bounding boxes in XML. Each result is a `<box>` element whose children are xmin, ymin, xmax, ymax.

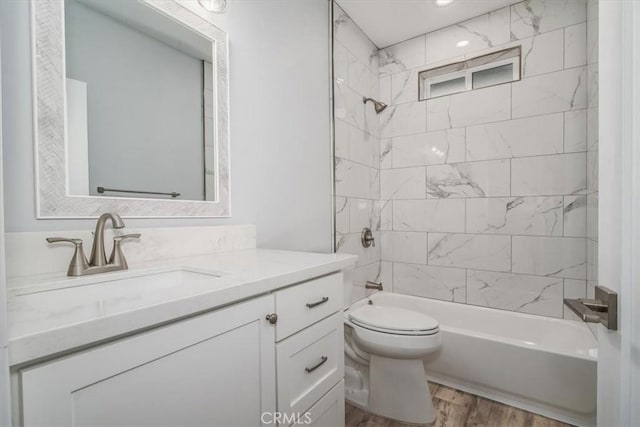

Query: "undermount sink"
<box><xmin>10</xmin><ymin>269</ymin><xmax>226</xmax><ymax>316</ymax></box>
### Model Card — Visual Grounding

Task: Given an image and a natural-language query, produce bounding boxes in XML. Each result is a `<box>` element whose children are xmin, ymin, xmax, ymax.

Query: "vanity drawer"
<box><xmin>276</xmin><ymin>312</ymin><xmax>344</xmax><ymax>417</ymax></box>
<box><xmin>275</xmin><ymin>272</ymin><xmax>343</xmax><ymax>341</ymax></box>
<box><xmin>291</xmin><ymin>380</ymin><xmax>345</xmax><ymax>427</ymax></box>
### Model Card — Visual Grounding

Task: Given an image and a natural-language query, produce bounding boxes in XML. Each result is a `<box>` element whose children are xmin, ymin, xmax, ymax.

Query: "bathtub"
<box><xmin>366</xmin><ymin>293</ymin><xmax>597</xmax><ymax>427</ymax></box>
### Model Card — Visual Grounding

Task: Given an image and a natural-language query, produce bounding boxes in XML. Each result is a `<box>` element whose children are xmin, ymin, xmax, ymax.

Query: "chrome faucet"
<box><xmin>89</xmin><ymin>213</ymin><xmax>125</xmax><ymax>267</ymax></box>
<box><xmin>46</xmin><ymin>213</ymin><xmax>141</xmax><ymax>276</ymax></box>
<box><xmin>365</xmin><ymin>281</ymin><xmax>383</xmax><ymax>291</ymax></box>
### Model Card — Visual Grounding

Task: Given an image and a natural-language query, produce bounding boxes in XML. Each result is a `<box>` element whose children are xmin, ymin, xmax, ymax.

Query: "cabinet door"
<box><xmin>293</xmin><ymin>381</ymin><xmax>345</xmax><ymax>427</ymax></box>
<box><xmin>20</xmin><ymin>295</ymin><xmax>276</xmax><ymax>427</ymax></box>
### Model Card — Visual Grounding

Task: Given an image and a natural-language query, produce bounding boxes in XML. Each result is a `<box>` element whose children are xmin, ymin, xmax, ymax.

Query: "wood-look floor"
<box><xmin>345</xmin><ymin>383</ymin><xmax>573</xmax><ymax>427</ymax></box>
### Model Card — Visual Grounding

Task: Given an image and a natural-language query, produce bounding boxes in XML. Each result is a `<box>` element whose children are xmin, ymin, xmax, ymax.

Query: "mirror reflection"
<box><xmin>64</xmin><ymin>0</ymin><xmax>216</xmax><ymax>201</ymax></box>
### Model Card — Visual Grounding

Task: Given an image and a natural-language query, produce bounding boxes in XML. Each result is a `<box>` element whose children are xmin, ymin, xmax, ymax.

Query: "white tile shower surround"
<box><xmin>334</xmin><ymin>0</ymin><xmax>592</xmax><ymax>317</ymax></box>
<box><xmin>334</xmin><ymin>4</ymin><xmax>382</xmax><ymax>302</ymax></box>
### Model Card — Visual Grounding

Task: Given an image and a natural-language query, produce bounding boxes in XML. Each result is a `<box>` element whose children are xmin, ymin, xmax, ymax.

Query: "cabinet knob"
<box><xmin>265</xmin><ymin>313</ymin><xmax>278</xmax><ymax>324</ymax></box>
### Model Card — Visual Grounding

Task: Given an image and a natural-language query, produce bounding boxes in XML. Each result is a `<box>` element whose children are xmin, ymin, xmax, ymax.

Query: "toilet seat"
<box><xmin>349</xmin><ymin>305</ymin><xmax>439</xmax><ymax>336</ymax></box>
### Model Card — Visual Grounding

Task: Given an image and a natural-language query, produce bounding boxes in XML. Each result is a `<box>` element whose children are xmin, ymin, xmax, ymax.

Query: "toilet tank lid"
<box><xmin>349</xmin><ymin>305</ymin><xmax>439</xmax><ymax>332</ymax></box>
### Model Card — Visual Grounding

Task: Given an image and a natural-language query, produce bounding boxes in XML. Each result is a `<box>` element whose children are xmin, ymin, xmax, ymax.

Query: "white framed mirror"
<box><xmin>32</xmin><ymin>0</ymin><xmax>230</xmax><ymax>218</ymax></box>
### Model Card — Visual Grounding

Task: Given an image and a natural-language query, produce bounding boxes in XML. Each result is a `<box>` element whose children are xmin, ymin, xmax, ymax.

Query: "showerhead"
<box><xmin>363</xmin><ymin>96</ymin><xmax>388</xmax><ymax>114</ymax></box>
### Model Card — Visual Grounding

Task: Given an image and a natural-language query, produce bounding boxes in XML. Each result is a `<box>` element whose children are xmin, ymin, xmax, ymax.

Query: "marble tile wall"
<box><xmin>334</xmin><ymin>4</ymin><xmax>382</xmax><ymax>303</ymax></box>
<box><xmin>375</xmin><ymin>0</ymin><xmax>589</xmax><ymax>319</ymax></box>
<box><xmin>585</xmin><ymin>0</ymin><xmax>598</xmax><ymax>320</ymax></box>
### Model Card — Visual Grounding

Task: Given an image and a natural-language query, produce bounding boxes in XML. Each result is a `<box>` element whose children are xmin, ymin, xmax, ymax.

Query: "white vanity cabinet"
<box><xmin>20</xmin><ymin>295</ymin><xmax>277</xmax><ymax>427</ymax></box>
<box><xmin>15</xmin><ymin>272</ymin><xmax>346</xmax><ymax>427</ymax></box>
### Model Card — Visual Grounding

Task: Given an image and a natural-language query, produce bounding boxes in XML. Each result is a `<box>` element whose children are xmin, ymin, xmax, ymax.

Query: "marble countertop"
<box><xmin>7</xmin><ymin>249</ymin><xmax>357</xmax><ymax>366</ymax></box>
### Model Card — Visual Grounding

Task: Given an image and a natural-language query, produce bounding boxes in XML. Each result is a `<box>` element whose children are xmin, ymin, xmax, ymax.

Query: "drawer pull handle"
<box><xmin>306</xmin><ymin>297</ymin><xmax>329</xmax><ymax>309</ymax></box>
<box><xmin>305</xmin><ymin>356</ymin><xmax>328</xmax><ymax>373</ymax></box>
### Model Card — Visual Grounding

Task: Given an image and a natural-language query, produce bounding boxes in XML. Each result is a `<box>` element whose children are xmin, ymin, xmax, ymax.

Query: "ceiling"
<box><xmin>335</xmin><ymin>0</ymin><xmax>522</xmax><ymax>48</ymax></box>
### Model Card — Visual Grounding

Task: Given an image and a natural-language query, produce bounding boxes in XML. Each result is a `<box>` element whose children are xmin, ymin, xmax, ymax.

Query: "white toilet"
<box><xmin>343</xmin><ymin>293</ymin><xmax>441</xmax><ymax>425</ymax></box>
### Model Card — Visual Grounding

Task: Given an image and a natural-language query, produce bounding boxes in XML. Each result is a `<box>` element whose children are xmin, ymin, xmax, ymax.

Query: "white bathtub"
<box><xmin>367</xmin><ymin>293</ymin><xmax>597</xmax><ymax>427</ymax></box>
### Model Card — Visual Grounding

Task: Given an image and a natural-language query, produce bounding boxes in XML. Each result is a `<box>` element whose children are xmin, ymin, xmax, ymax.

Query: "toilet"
<box><xmin>343</xmin><ymin>293</ymin><xmax>441</xmax><ymax>425</ymax></box>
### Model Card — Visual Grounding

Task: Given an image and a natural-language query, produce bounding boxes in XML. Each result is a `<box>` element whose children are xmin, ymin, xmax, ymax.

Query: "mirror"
<box><xmin>32</xmin><ymin>0</ymin><xmax>229</xmax><ymax>217</ymax></box>
<box><xmin>65</xmin><ymin>0</ymin><xmax>216</xmax><ymax>201</ymax></box>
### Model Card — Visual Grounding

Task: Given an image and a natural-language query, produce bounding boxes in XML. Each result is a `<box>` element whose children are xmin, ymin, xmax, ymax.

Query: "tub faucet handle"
<box><xmin>361</xmin><ymin>228</ymin><xmax>375</xmax><ymax>248</ymax></box>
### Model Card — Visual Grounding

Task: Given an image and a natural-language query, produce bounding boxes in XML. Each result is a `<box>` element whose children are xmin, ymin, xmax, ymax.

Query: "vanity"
<box><xmin>8</xmin><ymin>246</ymin><xmax>356</xmax><ymax>426</ymax></box>
<box><xmin>5</xmin><ymin>0</ymin><xmax>357</xmax><ymax>424</ymax></box>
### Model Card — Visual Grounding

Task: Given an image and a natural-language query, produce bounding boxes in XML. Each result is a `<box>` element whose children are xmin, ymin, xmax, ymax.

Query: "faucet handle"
<box><xmin>113</xmin><ymin>233</ymin><xmax>141</xmax><ymax>242</ymax></box>
<box><xmin>46</xmin><ymin>237</ymin><xmax>83</xmax><ymax>245</ymax></box>
<box><xmin>109</xmin><ymin>233</ymin><xmax>141</xmax><ymax>269</ymax></box>
<box><xmin>46</xmin><ymin>237</ymin><xmax>89</xmax><ymax>276</ymax></box>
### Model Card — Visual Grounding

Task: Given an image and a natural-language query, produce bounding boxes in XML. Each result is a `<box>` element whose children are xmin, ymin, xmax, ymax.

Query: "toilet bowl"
<box><xmin>344</xmin><ymin>293</ymin><xmax>441</xmax><ymax>425</ymax></box>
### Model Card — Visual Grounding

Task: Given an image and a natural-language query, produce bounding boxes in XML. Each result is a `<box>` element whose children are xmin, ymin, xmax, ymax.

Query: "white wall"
<box><xmin>1</xmin><ymin>0</ymin><xmax>333</xmax><ymax>253</ymax></box>
<box><xmin>0</xmin><ymin>2</ymin><xmax>10</xmax><ymax>423</ymax></box>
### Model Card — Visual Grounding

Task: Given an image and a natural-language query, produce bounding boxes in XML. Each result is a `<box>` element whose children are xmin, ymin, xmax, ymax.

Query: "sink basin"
<box><xmin>9</xmin><ymin>268</ymin><xmax>230</xmax><ymax>337</ymax></box>
<box><xmin>14</xmin><ymin>269</ymin><xmax>222</xmax><ymax>304</ymax></box>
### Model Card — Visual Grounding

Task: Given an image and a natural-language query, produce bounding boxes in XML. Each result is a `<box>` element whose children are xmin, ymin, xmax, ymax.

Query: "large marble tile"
<box><xmin>586</xmin><ymin>237</ymin><xmax>598</xmax><ymax>283</ymax></box>
<box><xmin>511</xmin><ymin>153</ymin><xmax>586</xmax><ymax>196</ymax></box>
<box><xmin>334</xmin><ymin>118</ymin><xmax>349</xmax><ymax>159</ymax></box>
<box><xmin>564</xmin><ymin>109</ymin><xmax>587</xmax><ymax>153</ymax></box>
<box><xmin>381</xmin><ymin>231</ymin><xmax>427</xmax><ymax>264</ymax></box>
<box><xmin>336</xmin><ymin>231</ymin><xmax>381</xmax><ymax>267</ymax></box>
<box><xmin>427</xmin><ymin>233</ymin><xmax>511</xmax><ymax>271</ymax></box>
<box><xmin>426</xmin><ymin>160</ymin><xmax>510</xmax><ymax>199</ymax></box>
<box><xmin>587</xmin><ymin>149</ymin><xmax>598</xmax><ymax>193</ymax></box>
<box><xmin>424</xmin><ymin>7</ymin><xmax>510</xmax><ymax>65</ymax></box>
<box><xmin>348</xmin><ymin>52</ymin><xmax>379</xmax><ymax>99</ymax></box>
<box><xmin>512</xmin><ymin>67</ymin><xmax>587</xmax><ymax>119</ymax></box>
<box><xmin>563</xmin><ymin>278</ymin><xmax>587</xmax><ymax>319</ymax></box>
<box><xmin>378</xmin><ymin>199</ymin><xmax>393</xmax><ymax>230</ymax></box>
<box><xmin>512</xmin><ymin>236</ymin><xmax>586</xmax><ymax>279</ymax></box>
<box><xmin>565</xmin><ymin>22</ymin><xmax>587</xmax><ymax>68</ymax></box>
<box><xmin>335</xmin><ymin>158</ymin><xmax>372</xmax><ymax>199</ymax></box>
<box><xmin>350</xmin><ymin>198</ymin><xmax>377</xmax><ymax>233</ymax></box>
<box><xmin>563</xmin><ymin>195</ymin><xmax>587</xmax><ymax>237</ymax></box>
<box><xmin>333</xmin><ymin>41</ymin><xmax>349</xmax><ymax>85</ymax></box>
<box><xmin>391</xmin><ymin>68</ymin><xmax>419</xmax><ymax>105</ymax></box>
<box><xmin>379</xmin><ymin>74</ymin><xmax>392</xmax><ymax>106</ymax></box>
<box><xmin>379</xmin><ymin>101</ymin><xmax>427</xmax><ymax>138</ymax></box>
<box><xmin>379</xmin><ymin>261</ymin><xmax>393</xmax><ymax>293</ymax></box>
<box><xmin>467</xmin><ymin>270</ymin><xmax>563</xmax><ymax>318</ymax></box>
<box><xmin>335</xmin><ymin>196</ymin><xmax>349</xmax><ymax>235</ymax></box>
<box><xmin>334</xmin><ymin>80</ymin><xmax>365</xmax><ymax>131</ymax></box>
<box><xmin>511</xmin><ymin>0</ymin><xmax>587</xmax><ymax>40</ymax></box>
<box><xmin>380</xmin><ymin>167</ymin><xmax>426</xmax><ymax>200</ymax></box>
<box><xmin>333</xmin><ymin>5</ymin><xmax>378</xmax><ymax>72</ymax></box>
<box><xmin>370</xmin><ymin>167</ymin><xmax>380</xmax><ymax>200</ymax></box>
<box><xmin>586</xmin><ymin>192</ymin><xmax>598</xmax><ymax>240</ymax></box>
<box><xmin>380</xmin><ymin>138</ymin><xmax>392</xmax><ymax>169</ymax></box>
<box><xmin>393</xmin><ymin>199</ymin><xmax>465</xmax><ymax>232</ymax></box>
<box><xmin>586</xmin><ymin>5</ymin><xmax>598</xmax><ymax>66</ymax></box>
<box><xmin>353</xmin><ymin>262</ymin><xmax>382</xmax><ymax>291</ymax></box>
<box><xmin>427</xmin><ymin>84</ymin><xmax>511</xmax><ymax>131</ymax></box>
<box><xmin>348</xmin><ymin>125</ymin><xmax>376</xmax><ymax>167</ymax></box>
<box><xmin>466</xmin><ymin>113</ymin><xmax>563</xmax><ymax>161</ymax></box>
<box><xmin>520</xmin><ymin>29</ymin><xmax>564</xmax><ymax>77</ymax></box>
<box><xmin>379</xmin><ymin>36</ymin><xmax>426</xmax><ymax>76</ymax></box>
<box><xmin>394</xmin><ymin>262</ymin><xmax>466</xmax><ymax>303</ymax></box>
<box><xmin>392</xmin><ymin>128</ymin><xmax>465</xmax><ymax>167</ymax></box>
<box><xmin>466</xmin><ymin>196</ymin><xmax>563</xmax><ymax>236</ymax></box>
<box><xmin>587</xmin><ymin>106</ymin><xmax>598</xmax><ymax>151</ymax></box>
